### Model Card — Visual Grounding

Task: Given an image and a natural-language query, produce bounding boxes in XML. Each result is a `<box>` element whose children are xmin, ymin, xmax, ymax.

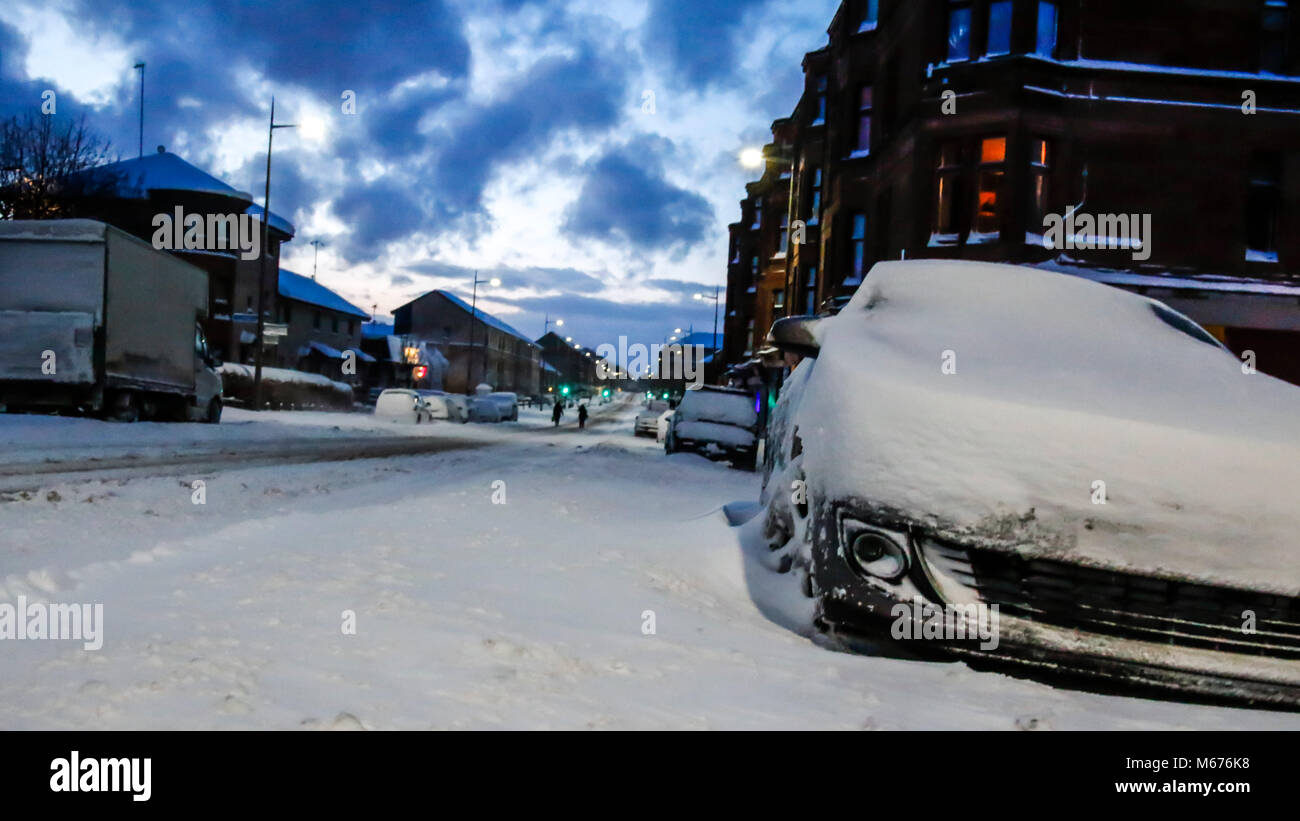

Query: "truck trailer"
<box><xmin>0</xmin><ymin>219</ymin><xmax>223</xmax><ymax>422</ymax></box>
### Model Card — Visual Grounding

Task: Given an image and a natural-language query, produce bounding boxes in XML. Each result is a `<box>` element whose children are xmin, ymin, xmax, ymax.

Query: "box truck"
<box><xmin>0</xmin><ymin>219</ymin><xmax>223</xmax><ymax>422</ymax></box>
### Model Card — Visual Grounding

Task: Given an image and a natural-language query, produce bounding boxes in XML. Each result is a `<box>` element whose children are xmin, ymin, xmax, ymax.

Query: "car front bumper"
<box><xmin>815</xmin><ymin>501</ymin><xmax>1300</xmax><ymax>707</ymax></box>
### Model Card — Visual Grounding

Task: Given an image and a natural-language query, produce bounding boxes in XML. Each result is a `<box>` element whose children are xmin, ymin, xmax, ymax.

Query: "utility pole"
<box><xmin>310</xmin><ymin>239</ymin><xmax>325</xmax><ymax>280</ymax></box>
<box><xmin>251</xmin><ymin>97</ymin><xmax>296</xmax><ymax>411</ymax></box>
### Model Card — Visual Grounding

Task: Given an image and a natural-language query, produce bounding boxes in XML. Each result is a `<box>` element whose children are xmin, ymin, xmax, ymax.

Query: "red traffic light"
<box><xmin>412</xmin><ymin>366</ymin><xmax>428</xmax><ymax>380</ymax></box>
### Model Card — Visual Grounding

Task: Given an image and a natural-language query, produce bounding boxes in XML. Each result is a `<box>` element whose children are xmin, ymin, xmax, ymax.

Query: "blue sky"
<box><xmin>0</xmin><ymin>0</ymin><xmax>839</xmax><ymax>348</ymax></box>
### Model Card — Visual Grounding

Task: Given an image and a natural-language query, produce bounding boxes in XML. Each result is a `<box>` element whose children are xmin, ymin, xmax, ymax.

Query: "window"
<box><xmin>1246</xmin><ymin>151</ymin><xmax>1282</xmax><ymax>261</ymax></box>
<box><xmin>987</xmin><ymin>0</ymin><xmax>1013</xmax><ymax>56</ymax></box>
<box><xmin>805</xmin><ymin>266</ymin><xmax>818</xmax><ymax>315</ymax></box>
<box><xmin>973</xmin><ymin>137</ymin><xmax>1007</xmax><ymax>238</ymax></box>
<box><xmin>947</xmin><ymin>1</ymin><xmax>973</xmax><ymax>62</ymax></box>
<box><xmin>730</xmin><ymin>237</ymin><xmax>740</xmax><ymax>264</ymax></box>
<box><xmin>808</xmin><ymin>168</ymin><xmax>823</xmax><ymax>225</ymax></box>
<box><xmin>773</xmin><ymin>289</ymin><xmax>786</xmax><ymax>312</ymax></box>
<box><xmin>313</xmin><ymin>311</ymin><xmax>321</xmax><ymax>330</ymax></box>
<box><xmin>1029</xmin><ymin>138</ymin><xmax>1052</xmax><ymax>235</ymax></box>
<box><xmin>1036</xmin><ymin>1</ymin><xmax>1059</xmax><ymax>58</ymax></box>
<box><xmin>933</xmin><ymin>141</ymin><xmax>963</xmax><ymax>236</ymax></box>
<box><xmin>853</xmin><ymin>86</ymin><xmax>873</xmax><ymax>157</ymax></box>
<box><xmin>777</xmin><ymin>214</ymin><xmax>789</xmax><ymax>255</ymax></box>
<box><xmin>751</xmin><ymin>255</ymin><xmax>760</xmax><ymax>278</ymax></box>
<box><xmin>858</xmin><ymin>0</ymin><xmax>879</xmax><ymax>32</ymax></box>
<box><xmin>745</xmin><ymin>320</ymin><xmax>755</xmax><ymax>353</ymax></box>
<box><xmin>281</xmin><ymin>304</ymin><xmax>292</xmax><ymax>324</ymax></box>
<box><xmin>1262</xmin><ymin>1</ymin><xmax>1291</xmax><ymax>74</ymax></box>
<box><xmin>332</xmin><ymin>316</ymin><xmax>339</xmax><ymax>333</ymax></box>
<box><xmin>847</xmin><ymin>213</ymin><xmax>868</xmax><ymax>284</ymax></box>
<box><xmin>813</xmin><ymin>75</ymin><xmax>828</xmax><ymax>125</ymax></box>
<box><xmin>346</xmin><ymin>320</ymin><xmax>354</xmax><ymax>336</ymax></box>
<box><xmin>751</xmin><ymin>199</ymin><xmax>762</xmax><ymax>230</ymax></box>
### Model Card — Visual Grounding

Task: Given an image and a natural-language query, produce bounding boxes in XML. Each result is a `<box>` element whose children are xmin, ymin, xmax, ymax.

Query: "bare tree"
<box><xmin>0</xmin><ymin>112</ymin><xmax>118</xmax><ymax>220</ymax></box>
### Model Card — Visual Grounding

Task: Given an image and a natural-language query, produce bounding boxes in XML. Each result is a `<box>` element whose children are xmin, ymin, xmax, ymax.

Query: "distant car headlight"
<box><xmin>845</xmin><ymin>527</ymin><xmax>909</xmax><ymax>582</ymax></box>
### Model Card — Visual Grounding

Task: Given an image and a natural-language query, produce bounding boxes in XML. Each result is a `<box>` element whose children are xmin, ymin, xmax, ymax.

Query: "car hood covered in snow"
<box><xmin>797</xmin><ymin>260</ymin><xmax>1300</xmax><ymax>594</ymax></box>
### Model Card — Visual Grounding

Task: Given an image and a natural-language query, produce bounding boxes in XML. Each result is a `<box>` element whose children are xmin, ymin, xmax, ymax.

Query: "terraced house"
<box><xmin>726</xmin><ymin>0</ymin><xmax>1300</xmax><ymax>385</ymax></box>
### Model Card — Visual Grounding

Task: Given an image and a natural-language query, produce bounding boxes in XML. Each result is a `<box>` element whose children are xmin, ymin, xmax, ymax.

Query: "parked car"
<box><xmin>760</xmin><ymin>259</ymin><xmax>1300</xmax><ymax>706</ymax></box>
<box><xmin>440</xmin><ymin>393</ymin><xmax>471</xmax><ymax>423</ymax></box>
<box><xmin>374</xmin><ymin>388</ymin><xmax>433</xmax><ymax>424</ymax></box>
<box><xmin>655</xmin><ymin>409</ymin><xmax>675</xmax><ymax>443</ymax></box>
<box><xmin>487</xmin><ymin>391</ymin><xmax>520</xmax><ymax>421</ymax></box>
<box><xmin>634</xmin><ymin>400</ymin><xmax>670</xmax><ymax>437</ymax></box>
<box><xmin>664</xmin><ymin>387</ymin><xmax>758</xmax><ymax>469</ymax></box>
<box><xmin>468</xmin><ymin>396</ymin><xmax>502</xmax><ymax>423</ymax></box>
<box><xmin>415</xmin><ymin>390</ymin><xmax>467</xmax><ymax>423</ymax></box>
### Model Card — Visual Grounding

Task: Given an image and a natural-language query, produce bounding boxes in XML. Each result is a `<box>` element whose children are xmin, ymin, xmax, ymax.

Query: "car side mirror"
<box><xmin>767</xmin><ymin>315</ymin><xmax>822</xmax><ymax>359</ymax></box>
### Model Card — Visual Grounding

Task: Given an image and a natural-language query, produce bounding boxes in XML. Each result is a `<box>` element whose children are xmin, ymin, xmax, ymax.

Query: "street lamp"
<box><xmin>466</xmin><ymin>272</ymin><xmax>500</xmax><ymax>394</ymax></box>
<box><xmin>252</xmin><ymin>97</ymin><xmax>297</xmax><ymax>411</ymax></box>
<box><xmin>694</xmin><ymin>286</ymin><xmax>722</xmax><ymax>366</ymax></box>
<box><xmin>540</xmin><ymin>313</ymin><xmax>564</xmax><ymax>394</ymax></box>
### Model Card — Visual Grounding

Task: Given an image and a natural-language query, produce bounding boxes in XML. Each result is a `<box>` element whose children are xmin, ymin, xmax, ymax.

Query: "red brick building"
<box><xmin>725</xmin><ymin>0</ymin><xmax>1300</xmax><ymax>384</ymax></box>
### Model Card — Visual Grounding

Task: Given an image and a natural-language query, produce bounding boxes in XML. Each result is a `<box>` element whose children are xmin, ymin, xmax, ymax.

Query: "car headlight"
<box><xmin>840</xmin><ymin>520</ymin><xmax>909</xmax><ymax>582</ymax></box>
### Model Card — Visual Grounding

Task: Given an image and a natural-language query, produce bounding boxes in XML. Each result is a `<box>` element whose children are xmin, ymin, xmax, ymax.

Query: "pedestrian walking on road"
<box><xmin>551</xmin><ymin>400</ymin><xmax>564</xmax><ymax>426</ymax></box>
<box><xmin>578</xmin><ymin>403</ymin><xmax>588</xmax><ymax>429</ymax></box>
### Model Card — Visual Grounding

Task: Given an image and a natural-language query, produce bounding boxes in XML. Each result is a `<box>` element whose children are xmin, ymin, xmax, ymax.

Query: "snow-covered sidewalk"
<box><xmin>0</xmin><ymin>405</ymin><xmax>1295</xmax><ymax>729</ymax></box>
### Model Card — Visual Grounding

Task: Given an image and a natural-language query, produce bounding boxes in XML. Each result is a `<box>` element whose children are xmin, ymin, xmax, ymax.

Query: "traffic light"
<box><xmin>412</xmin><ymin>366</ymin><xmax>428</xmax><ymax>381</ymax></box>
<box><xmin>602</xmin><ymin>389</ymin><xmax>610</xmax><ymax>397</ymax></box>
<box><xmin>561</xmin><ymin>386</ymin><xmax>570</xmax><ymax>396</ymax></box>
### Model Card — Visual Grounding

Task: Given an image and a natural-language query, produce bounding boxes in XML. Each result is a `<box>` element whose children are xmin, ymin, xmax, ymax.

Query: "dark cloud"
<box><xmin>641</xmin><ymin>0</ymin><xmax>771</xmax><ymax>89</ymax></box>
<box><xmin>563</xmin><ymin>135</ymin><xmax>713</xmax><ymax>256</ymax></box>
<box><xmin>331</xmin><ymin>176</ymin><xmax>427</xmax><ymax>261</ymax></box>
<box><xmin>431</xmin><ymin>45</ymin><xmax>628</xmax><ymax>221</ymax></box>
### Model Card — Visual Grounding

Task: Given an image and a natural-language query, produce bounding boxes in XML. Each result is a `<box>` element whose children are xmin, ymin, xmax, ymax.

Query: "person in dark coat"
<box><xmin>577</xmin><ymin>403</ymin><xmax>588</xmax><ymax>429</ymax></box>
<box><xmin>551</xmin><ymin>400</ymin><xmax>564</xmax><ymax>426</ymax></box>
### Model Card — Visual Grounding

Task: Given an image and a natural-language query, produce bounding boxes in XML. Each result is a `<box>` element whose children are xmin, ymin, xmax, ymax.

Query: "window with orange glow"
<box><xmin>974</xmin><ymin>137</ymin><xmax>1006</xmax><ymax>236</ymax></box>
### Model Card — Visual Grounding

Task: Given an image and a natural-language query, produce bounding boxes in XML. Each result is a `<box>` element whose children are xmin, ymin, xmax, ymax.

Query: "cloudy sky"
<box><xmin>0</xmin><ymin>0</ymin><xmax>839</xmax><ymax>348</ymax></box>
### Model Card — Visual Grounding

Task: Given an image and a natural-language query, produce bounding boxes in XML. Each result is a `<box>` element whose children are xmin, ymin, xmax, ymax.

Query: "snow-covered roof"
<box><xmin>433</xmin><ymin>290</ymin><xmax>541</xmax><ymax>349</ymax></box>
<box><xmin>362</xmin><ymin>321</ymin><xmax>395</xmax><ymax>339</ymax></box>
<box><xmin>348</xmin><ymin>347</ymin><xmax>377</xmax><ymax>364</ymax></box>
<box><xmin>300</xmin><ymin>341</ymin><xmax>344</xmax><ymax>359</ymax></box>
<box><xmin>72</xmin><ymin>151</ymin><xmax>295</xmax><ymax>237</ymax></box>
<box><xmin>676</xmin><ymin>331</ymin><xmax>723</xmax><ymax>350</ymax></box>
<box><xmin>279</xmin><ymin>270</ymin><xmax>369</xmax><ymax>318</ymax></box>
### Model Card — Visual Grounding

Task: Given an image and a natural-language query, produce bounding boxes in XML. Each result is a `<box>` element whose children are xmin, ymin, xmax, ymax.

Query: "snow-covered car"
<box><xmin>468</xmin><ymin>396</ymin><xmax>502</xmax><ymax>423</ymax></box>
<box><xmin>487</xmin><ymin>392</ymin><xmax>520</xmax><ymax>421</ymax></box>
<box><xmin>759</xmin><ymin>259</ymin><xmax>1300</xmax><ymax>706</ymax></box>
<box><xmin>634</xmin><ymin>400</ymin><xmax>670</xmax><ymax>437</ymax></box>
<box><xmin>655</xmin><ymin>409</ymin><xmax>675</xmax><ymax>443</ymax></box>
<box><xmin>374</xmin><ymin>389</ymin><xmax>432</xmax><ymax>424</ymax></box>
<box><xmin>416</xmin><ymin>390</ymin><xmax>469</xmax><ymax>423</ymax></box>
<box><xmin>664</xmin><ymin>386</ymin><xmax>758</xmax><ymax>469</ymax></box>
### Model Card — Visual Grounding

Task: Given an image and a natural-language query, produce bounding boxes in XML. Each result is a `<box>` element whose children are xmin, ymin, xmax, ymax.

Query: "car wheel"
<box><xmin>204</xmin><ymin>397</ymin><xmax>222</xmax><ymax>424</ymax></box>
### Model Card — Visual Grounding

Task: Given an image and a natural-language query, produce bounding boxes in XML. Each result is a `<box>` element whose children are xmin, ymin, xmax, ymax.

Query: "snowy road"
<box><xmin>1</xmin><ymin>402</ymin><xmax>1296</xmax><ymax>729</ymax></box>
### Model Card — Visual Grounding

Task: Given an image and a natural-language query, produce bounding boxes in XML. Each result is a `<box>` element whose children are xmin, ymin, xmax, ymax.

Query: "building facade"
<box><xmin>393</xmin><ymin>290</ymin><xmax>541</xmax><ymax>395</ymax></box>
<box><xmin>726</xmin><ymin>0</ymin><xmax>1300</xmax><ymax>384</ymax></box>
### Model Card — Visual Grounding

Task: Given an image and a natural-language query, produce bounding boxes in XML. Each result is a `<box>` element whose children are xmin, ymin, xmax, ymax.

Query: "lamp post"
<box><xmin>465</xmin><ymin>272</ymin><xmax>500</xmax><ymax>394</ymax></box>
<box><xmin>251</xmin><ymin>97</ymin><xmax>296</xmax><ymax>412</ymax></box>
<box><xmin>693</xmin><ymin>286</ymin><xmax>722</xmax><ymax>367</ymax></box>
<box><xmin>540</xmin><ymin>313</ymin><xmax>563</xmax><ymax>395</ymax></box>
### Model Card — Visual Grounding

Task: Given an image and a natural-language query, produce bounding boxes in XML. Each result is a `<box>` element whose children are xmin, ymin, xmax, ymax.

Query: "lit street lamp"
<box><xmin>694</xmin><ymin>286</ymin><xmax>722</xmax><ymax>365</ymax></box>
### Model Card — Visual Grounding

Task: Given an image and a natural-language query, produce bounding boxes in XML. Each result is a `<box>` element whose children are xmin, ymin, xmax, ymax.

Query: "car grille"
<box><xmin>924</xmin><ymin>540</ymin><xmax>1300</xmax><ymax>660</ymax></box>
